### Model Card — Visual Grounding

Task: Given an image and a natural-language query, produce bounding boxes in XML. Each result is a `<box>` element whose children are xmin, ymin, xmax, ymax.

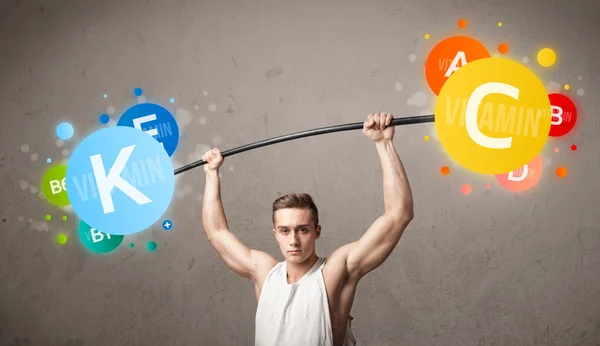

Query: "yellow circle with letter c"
<box><xmin>435</xmin><ymin>57</ymin><xmax>552</xmax><ymax>175</ymax></box>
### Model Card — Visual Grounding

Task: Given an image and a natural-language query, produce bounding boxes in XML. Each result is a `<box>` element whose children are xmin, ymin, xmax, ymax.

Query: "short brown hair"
<box><xmin>272</xmin><ymin>193</ymin><xmax>319</xmax><ymax>227</ymax></box>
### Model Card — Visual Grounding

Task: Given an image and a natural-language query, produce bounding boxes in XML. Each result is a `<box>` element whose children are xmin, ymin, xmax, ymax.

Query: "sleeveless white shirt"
<box><xmin>255</xmin><ymin>257</ymin><xmax>356</xmax><ymax>346</ymax></box>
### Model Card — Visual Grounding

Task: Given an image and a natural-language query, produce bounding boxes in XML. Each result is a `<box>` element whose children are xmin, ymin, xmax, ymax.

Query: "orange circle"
<box><xmin>425</xmin><ymin>36</ymin><xmax>491</xmax><ymax>95</ymax></box>
<box><xmin>556</xmin><ymin>167</ymin><xmax>567</xmax><ymax>178</ymax></box>
<box><xmin>494</xmin><ymin>155</ymin><xmax>542</xmax><ymax>192</ymax></box>
<box><xmin>461</xmin><ymin>184</ymin><xmax>472</xmax><ymax>195</ymax></box>
<box><xmin>498</xmin><ymin>43</ymin><xmax>509</xmax><ymax>54</ymax></box>
<box><xmin>458</xmin><ymin>19</ymin><xmax>467</xmax><ymax>28</ymax></box>
<box><xmin>485</xmin><ymin>184</ymin><xmax>491</xmax><ymax>189</ymax></box>
<box><xmin>440</xmin><ymin>166</ymin><xmax>450</xmax><ymax>175</ymax></box>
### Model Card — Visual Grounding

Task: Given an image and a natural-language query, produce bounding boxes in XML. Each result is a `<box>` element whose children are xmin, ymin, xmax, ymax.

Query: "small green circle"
<box><xmin>57</xmin><ymin>233</ymin><xmax>67</xmax><ymax>244</ymax></box>
<box><xmin>41</xmin><ymin>165</ymin><xmax>70</xmax><ymax>207</ymax></box>
<box><xmin>147</xmin><ymin>241</ymin><xmax>157</xmax><ymax>252</ymax></box>
<box><xmin>45</xmin><ymin>214</ymin><xmax>52</xmax><ymax>221</ymax></box>
<box><xmin>62</xmin><ymin>216</ymin><xmax>67</xmax><ymax>221</ymax></box>
<box><xmin>129</xmin><ymin>243</ymin><xmax>134</xmax><ymax>248</ymax></box>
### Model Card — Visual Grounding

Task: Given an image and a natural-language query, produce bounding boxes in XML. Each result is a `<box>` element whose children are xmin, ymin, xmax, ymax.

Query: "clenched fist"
<box><xmin>363</xmin><ymin>113</ymin><xmax>395</xmax><ymax>143</ymax></box>
<box><xmin>202</xmin><ymin>148</ymin><xmax>224</xmax><ymax>173</ymax></box>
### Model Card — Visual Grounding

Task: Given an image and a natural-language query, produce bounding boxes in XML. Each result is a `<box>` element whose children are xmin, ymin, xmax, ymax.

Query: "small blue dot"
<box><xmin>46</xmin><ymin>158</ymin><xmax>52</xmax><ymax>163</ymax></box>
<box><xmin>169</xmin><ymin>98</ymin><xmax>175</xmax><ymax>103</ymax></box>
<box><xmin>99</xmin><ymin>114</ymin><xmax>110</xmax><ymax>124</ymax></box>
<box><xmin>103</xmin><ymin>94</ymin><xmax>108</xmax><ymax>99</ymax></box>
<box><xmin>56</xmin><ymin>122</ymin><xmax>74</xmax><ymax>140</ymax></box>
<box><xmin>134</xmin><ymin>88</ymin><xmax>143</xmax><ymax>96</ymax></box>
<box><xmin>162</xmin><ymin>219</ymin><xmax>173</xmax><ymax>231</ymax></box>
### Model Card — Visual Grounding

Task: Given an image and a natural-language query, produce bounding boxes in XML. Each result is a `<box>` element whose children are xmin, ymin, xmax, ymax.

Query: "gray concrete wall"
<box><xmin>1</xmin><ymin>0</ymin><xmax>599</xmax><ymax>345</ymax></box>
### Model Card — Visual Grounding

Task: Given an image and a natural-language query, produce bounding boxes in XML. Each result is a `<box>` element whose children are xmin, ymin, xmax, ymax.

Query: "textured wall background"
<box><xmin>1</xmin><ymin>0</ymin><xmax>599</xmax><ymax>345</ymax></box>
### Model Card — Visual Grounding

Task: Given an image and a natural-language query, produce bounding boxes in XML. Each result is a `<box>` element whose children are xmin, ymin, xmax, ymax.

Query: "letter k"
<box><xmin>90</xmin><ymin>145</ymin><xmax>152</xmax><ymax>214</ymax></box>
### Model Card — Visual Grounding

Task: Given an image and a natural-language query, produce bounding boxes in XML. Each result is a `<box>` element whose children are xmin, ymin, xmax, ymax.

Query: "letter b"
<box><xmin>551</xmin><ymin>105</ymin><xmax>563</xmax><ymax>125</ymax></box>
<box><xmin>90</xmin><ymin>228</ymin><xmax>111</xmax><ymax>243</ymax></box>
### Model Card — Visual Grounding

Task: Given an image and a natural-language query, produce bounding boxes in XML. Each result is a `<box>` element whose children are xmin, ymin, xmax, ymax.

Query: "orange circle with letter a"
<box><xmin>425</xmin><ymin>36</ymin><xmax>491</xmax><ymax>95</ymax></box>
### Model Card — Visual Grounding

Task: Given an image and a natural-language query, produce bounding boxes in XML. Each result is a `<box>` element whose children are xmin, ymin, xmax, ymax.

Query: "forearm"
<box><xmin>375</xmin><ymin>139</ymin><xmax>414</xmax><ymax>220</ymax></box>
<box><xmin>202</xmin><ymin>171</ymin><xmax>229</xmax><ymax>237</ymax></box>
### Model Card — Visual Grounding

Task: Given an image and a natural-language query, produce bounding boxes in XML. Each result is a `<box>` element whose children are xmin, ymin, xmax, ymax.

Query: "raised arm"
<box><xmin>201</xmin><ymin>148</ymin><xmax>277</xmax><ymax>282</ymax></box>
<box><xmin>344</xmin><ymin>113</ymin><xmax>414</xmax><ymax>280</ymax></box>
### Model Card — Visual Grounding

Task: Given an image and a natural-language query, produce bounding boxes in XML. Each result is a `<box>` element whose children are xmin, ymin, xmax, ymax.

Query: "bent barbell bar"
<box><xmin>174</xmin><ymin>114</ymin><xmax>435</xmax><ymax>175</ymax></box>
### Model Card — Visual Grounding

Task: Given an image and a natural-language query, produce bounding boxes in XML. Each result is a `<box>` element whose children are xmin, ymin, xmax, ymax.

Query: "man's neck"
<box><xmin>286</xmin><ymin>253</ymin><xmax>319</xmax><ymax>284</ymax></box>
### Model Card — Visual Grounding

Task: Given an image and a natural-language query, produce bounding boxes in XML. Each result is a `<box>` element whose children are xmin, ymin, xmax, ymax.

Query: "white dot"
<box><xmin>18</xmin><ymin>216</ymin><xmax>24</xmax><ymax>222</ymax></box>
<box><xmin>28</xmin><ymin>218</ymin><xmax>33</xmax><ymax>223</ymax></box>
<box><xmin>176</xmin><ymin>109</ymin><xmax>192</xmax><ymax>125</ymax></box>
<box><xmin>522</xmin><ymin>56</ymin><xmax>530</xmax><ymax>64</ymax></box>
<box><xmin>578</xmin><ymin>76</ymin><xmax>583</xmax><ymax>81</ymax></box>
<box><xmin>208</xmin><ymin>103</ymin><xmax>217</xmax><ymax>112</ymax></box>
<box><xmin>199</xmin><ymin>116</ymin><xmax>207</xmax><ymax>125</ymax></box>
<box><xmin>203</xmin><ymin>91</ymin><xmax>208</xmax><ymax>96</ymax></box>
<box><xmin>546</xmin><ymin>81</ymin><xmax>560</xmax><ymax>93</ymax></box>
<box><xmin>56</xmin><ymin>140</ymin><xmax>64</xmax><ymax>148</ymax></box>
<box><xmin>211</xmin><ymin>135</ymin><xmax>222</xmax><ymax>145</ymax></box>
<box><xmin>577</xmin><ymin>88</ymin><xmax>584</xmax><ymax>96</ymax></box>
<box><xmin>394</xmin><ymin>82</ymin><xmax>403</xmax><ymax>92</ymax></box>
<box><xmin>20</xmin><ymin>144</ymin><xmax>30</xmax><ymax>153</ymax></box>
<box><xmin>229</xmin><ymin>166</ymin><xmax>235</xmax><ymax>172</ymax></box>
<box><xmin>407</xmin><ymin>92</ymin><xmax>427</xmax><ymax>107</ymax></box>
<box><xmin>29</xmin><ymin>186</ymin><xmax>38</xmax><ymax>194</ymax></box>
<box><xmin>62</xmin><ymin>149</ymin><xmax>70</xmax><ymax>157</ymax></box>
<box><xmin>106</xmin><ymin>106</ymin><xmax>116</xmax><ymax>115</ymax></box>
<box><xmin>408</xmin><ymin>54</ymin><xmax>416</xmax><ymax>62</ymax></box>
<box><xmin>137</xmin><ymin>96</ymin><xmax>146</xmax><ymax>103</ymax></box>
<box><xmin>19</xmin><ymin>180</ymin><xmax>29</xmax><ymax>189</ymax></box>
<box><xmin>30</xmin><ymin>153</ymin><xmax>38</xmax><ymax>161</ymax></box>
<box><xmin>108</xmin><ymin>119</ymin><xmax>117</xmax><ymax>126</ymax></box>
<box><xmin>194</xmin><ymin>104</ymin><xmax>199</xmax><ymax>110</ymax></box>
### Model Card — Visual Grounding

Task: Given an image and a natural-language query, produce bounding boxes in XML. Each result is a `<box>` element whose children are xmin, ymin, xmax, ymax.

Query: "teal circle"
<box><xmin>147</xmin><ymin>241</ymin><xmax>157</xmax><ymax>252</ymax></box>
<box><xmin>78</xmin><ymin>220</ymin><xmax>124</xmax><ymax>253</ymax></box>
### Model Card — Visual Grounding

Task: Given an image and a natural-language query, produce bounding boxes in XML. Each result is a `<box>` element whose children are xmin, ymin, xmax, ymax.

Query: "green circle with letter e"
<box><xmin>78</xmin><ymin>220</ymin><xmax>124</xmax><ymax>253</ymax></box>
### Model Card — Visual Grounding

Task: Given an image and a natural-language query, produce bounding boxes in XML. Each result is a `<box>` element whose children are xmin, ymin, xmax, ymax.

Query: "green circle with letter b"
<box><xmin>78</xmin><ymin>220</ymin><xmax>124</xmax><ymax>253</ymax></box>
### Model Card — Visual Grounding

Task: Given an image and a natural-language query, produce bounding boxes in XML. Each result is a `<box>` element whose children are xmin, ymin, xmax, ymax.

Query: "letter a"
<box><xmin>444</xmin><ymin>51</ymin><xmax>467</xmax><ymax>77</ymax></box>
<box><xmin>90</xmin><ymin>145</ymin><xmax>152</xmax><ymax>214</ymax></box>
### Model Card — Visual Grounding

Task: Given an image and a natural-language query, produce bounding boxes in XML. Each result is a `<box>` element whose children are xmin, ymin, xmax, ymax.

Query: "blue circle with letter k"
<box><xmin>117</xmin><ymin>102</ymin><xmax>180</xmax><ymax>157</ymax></box>
<box><xmin>66</xmin><ymin>126</ymin><xmax>175</xmax><ymax>235</ymax></box>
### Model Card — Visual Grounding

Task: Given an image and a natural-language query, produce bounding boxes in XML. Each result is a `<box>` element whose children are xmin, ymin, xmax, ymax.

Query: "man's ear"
<box><xmin>316</xmin><ymin>225</ymin><xmax>321</xmax><ymax>239</ymax></box>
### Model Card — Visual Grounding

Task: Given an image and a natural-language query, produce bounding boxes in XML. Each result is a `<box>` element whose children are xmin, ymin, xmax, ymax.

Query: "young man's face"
<box><xmin>273</xmin><ymin>208</ymin><xmax>321</xmax><ymax>263</ymax></box>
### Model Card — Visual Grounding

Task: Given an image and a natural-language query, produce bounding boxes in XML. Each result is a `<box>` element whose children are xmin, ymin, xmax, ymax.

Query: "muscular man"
<box><xmin>201</xmin><ymin>113</ymin><xmax>414</xmax><ymax>346</ymax></box>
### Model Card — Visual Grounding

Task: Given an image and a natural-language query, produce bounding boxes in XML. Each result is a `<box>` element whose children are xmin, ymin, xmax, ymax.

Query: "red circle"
<box><xmin>548</xmin><ymin>93</ymin><xmax>578</xmax><ymax>137</ymax></box>
<box><xmin>571</xmin><ymin>144</ymin><xmax>578</xmax><ymax>151</ymax></box>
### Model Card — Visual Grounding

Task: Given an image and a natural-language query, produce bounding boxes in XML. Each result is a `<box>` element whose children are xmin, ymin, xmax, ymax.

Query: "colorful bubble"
<box><xmin>498</xmin><ymin>43</ymin><xmax>509</xmax><ymax>54</ymax></box>
<box><xmin>548</xmin><ymin>93</ymin><xmax>577</xmax><ymax>137</ymax></box>
<box><xmin>162</xmin><ymin>219</ymin><xmax>173</xmax><ymax>231</ymax></box>
<box><xmin>424</xmin><ymin>34</ymin><xmax>430</xmax><ymax>40</ymax></box>
<box><xmin>458</xmin><ymin>19</ymin><xmax>467</xmax><ymax>28</ymax></box>
<box><xmin>62</xmin><ymin>216</ymin><xmax>67</xmax><ymax>221</ymax></box>
<box><xmin>537</xmin><ymin>48</ymin><xmax>556</xmax><ymax>67</ymax></box>
<box><xmin>78</xmin><ymin>220</ymin><xmax>124</xmax><ymax>253</ymax></box>
<box><xmin>129</xmin><ymin>243</ymin><xmax>134</xmax><ymax>248</ymax></box>
<box><xmin>461</xmin><ymin>184</ymin><xmax>472</xmax><ymax>195</ymax></box>
<box><xmin>498</xmin><ymin>22</ymin><xmax>503</xmax><ymax>27</ymax></box>
<box><xmin>56</xmin><ymin>122</ymin><xmax>74</xmax><ymax>140</ymax></box>
<box><xmin>45</xmin><ymin>214</ymin><xmax>51</xmax><ymax>221</ymax></box>
<box><xmin>41</xmin><ymin>165</ymin><xmax>70</xmax><ymax>207</ymax></box>
<box><xmin>554</xmin><ymin>148</ymin><xmax>559</xmax><ymax>153</ymax></box>
<box><xmin>134</xmin><ymin>88</ymin><xmax>143</xmax><ymax>96</ymax></box>
<box><xmin>147</xmin><ymin>241</ymin><xmax>157</xmax><ymax>252</ymax></box>
<box><xmin>440</xmin><ymin>166</ymin><xmax>450</xmax><ymax>175</ymax></box>
<box><xmin>556</xmin><ymin>167</ymin><xmax>567</xmax><ymax>178</ymax></box>
<box><xmin>103</xmin><ymin>94</ymin><xmax>108</xmax><ymax>99</ymax></box>
<box><xmin>485</xmin><ymin>184</ymin><xmax>491</xmax><ymax>189</ymax></box>
<box><xmin>46</xmin><ymin>158</ymin><xmax>52</xmax><ymax>163</ymax></box>
<box><xmin>169</xmin><ymin>98</ymin><xmax>175</xmax><ymax>103</ymax></box>
<box><xmin>424</xmin><ymin>136</ymin><xmax>430</xmax><ymax>141</ymax></box>
<box><xmin>564</xmin><ymin>84</ymin><xmax>570</xmax><ymax>90</ymax></box>
<box><xmin>571</xmin><ymin>144</ymin><xmax>578</xmax><ymax>151</ymax></box>
<box><xmin>495</xmin><ymin>155</ymin><xmax>543</xmax><ymax>192</ymax></box>
<box><xmin>425</xmin><ymin>35</ymin><xmax>490</xmax><ymax>95</ymax></box>
<box><xmin>99</xmin><ymin>114</ymin><xmax>110</xmax><ymax>124</ymax></box>
<box><xmin>57</xmin><ymin>233</ymin><xmax>68</xmax><ymax>244</ymax></box>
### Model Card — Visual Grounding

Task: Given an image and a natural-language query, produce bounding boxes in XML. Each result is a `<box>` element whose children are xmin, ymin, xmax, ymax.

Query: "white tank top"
<box><xmin>255</xmin><ymin>257</ymin><xmax>356</xmax><ymax>346</ymax></box>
